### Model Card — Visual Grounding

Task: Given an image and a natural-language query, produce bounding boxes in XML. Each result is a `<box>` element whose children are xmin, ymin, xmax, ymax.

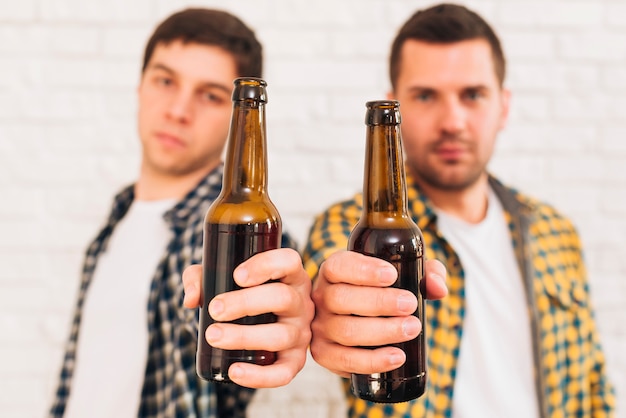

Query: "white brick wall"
<box><xmin>1</xmin><ymin>0</ymin><xmax>624</xmax><ymax>416</ymax></box>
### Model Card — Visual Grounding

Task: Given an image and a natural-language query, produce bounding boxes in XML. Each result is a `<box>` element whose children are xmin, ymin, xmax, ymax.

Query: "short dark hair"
<box><xmin>142</xmin><ymin>8</ymin><xmax>263</xmax><ymax>77</ymax></box>
<box><xmin>389</xmin><ymin>3</ymin><xmax>506</xmax><ymax>89</ymax></box>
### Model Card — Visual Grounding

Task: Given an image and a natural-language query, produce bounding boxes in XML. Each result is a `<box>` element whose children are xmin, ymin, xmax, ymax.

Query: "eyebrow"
<box><xmin>147</xmin><ymin>63</ymin><xmax>232</xmax><ymax>94</ymax></box>
<box><xmin>463</xmin><ymin>85</ymin><xmax>489</xmax><ymax>92</ymax></box>
<box><xmin>406</xmin><ymin>86</ymin><xmax>435</xmax><ymax>94</ymax></box>
<box><xmin>406</xmin><ymin>84</ymin><xmax>489</xmax><ymax>93</ymax></box>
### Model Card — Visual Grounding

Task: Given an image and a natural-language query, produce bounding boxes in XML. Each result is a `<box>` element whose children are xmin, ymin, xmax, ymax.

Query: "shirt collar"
<box><xmin>405</xmin><ymin>170</ymin><xmax>438</xmax><ymax>231</ymax></box>
<box><xmin>106</xmin><ymin>164</ymin><xmax>224</xmax><ymax>232</ymax></box>
<box><xmin>106</xmin><ymin>185</ymin><xmax>135</xmax><ymax>230</ymax></box>
<box><xmin>406</xmin><ymin>171</ymin><xmax>536</xmax><ymax>231</ymax></box>
<box><xmin>163</xmin><ymin>164</ymin><xmax>224</xmax><ymax>229</ymax></box>
<box><xmin>488</xmin><ymin>175</ymin><xmax>536</xmax><ymax>216</ymax></box>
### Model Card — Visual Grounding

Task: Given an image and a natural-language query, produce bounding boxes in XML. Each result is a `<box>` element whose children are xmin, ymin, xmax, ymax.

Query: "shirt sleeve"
<box><xmin>301</xmin><ymin>195</ymin><xmax>363</xmax><ymax>280</ymax></box>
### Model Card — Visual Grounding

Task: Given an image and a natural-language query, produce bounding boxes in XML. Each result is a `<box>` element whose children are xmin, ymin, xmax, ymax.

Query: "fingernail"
<box><xmin>397</xmin><ymin>294</ymin><xmax>414</xmax><ymax>312</ymax></box>
<box><xmin>388</xmin><ymin>352</ymin><xmax>404</xmax><ymax>366</ymax></box>
<box><xmin>402</xmin><ymin>317</ymin><xmax>420</xmax><ymax>337</ymax></box>
<box><xmin>430</xmin><ymin>272</ymin><xmax>444</xmax><ymax>285</ymax></box>
<box><xmin>377</xmin><ymin>266</ymin><xmax>397</xmax><ymax>284</ymax></box>
<box><xmin>209</xmin><ymin>298</ymin><xmax>225</xmax><ymax>318</ymax></box>
<box><xmin>229</xmin><ymin>364</ymin><xmax>244</xmax><ymax>379</ymax></box>
<box><xmin>234</xmin><ymin>267</ymin><xmax>249</xmax><ymax>285</ymax></box>
<box><xmin>206</xmin><ymin>325</ymin><xmax>223</xmax><ymax>343</ymax></box>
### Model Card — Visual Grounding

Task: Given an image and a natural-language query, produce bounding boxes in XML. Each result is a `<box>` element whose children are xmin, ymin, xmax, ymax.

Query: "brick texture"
<box><xmin>1</xmin><ymin>0</ymin><xmax>624</xmax><ymax>417</ymax></box>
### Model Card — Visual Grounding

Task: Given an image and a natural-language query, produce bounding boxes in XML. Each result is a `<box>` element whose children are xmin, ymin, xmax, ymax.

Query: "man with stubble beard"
<box><xmin>302</xmin><ymin>4</ymin><xmax>615</xmax><ymax>418</ymax></box>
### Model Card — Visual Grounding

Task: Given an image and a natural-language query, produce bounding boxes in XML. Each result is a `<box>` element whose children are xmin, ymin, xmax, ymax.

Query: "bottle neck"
<box><xmin>362</xmin><ymin>124</ymin><xmax>409</xmax><ymax>218</ymax></box>
<box><xmin>222</xmin><ymin>99</ymin><xmax>268</xmax><ymax>197</ymax></box>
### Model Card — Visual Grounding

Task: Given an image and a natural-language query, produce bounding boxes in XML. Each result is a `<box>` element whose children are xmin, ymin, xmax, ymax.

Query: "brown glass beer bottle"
<box><xmin>196</xmin><ymin>77</ymin><xmax>281</xmax><ymax>383</ymax></box>
<box><xmin>348</xmin><ymin>100</ymin><xmax>426</xmax><ymax>403</ymax></box>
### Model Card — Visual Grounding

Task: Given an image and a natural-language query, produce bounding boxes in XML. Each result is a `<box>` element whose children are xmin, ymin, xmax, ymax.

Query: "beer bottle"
<box><xmin>348</xmin><ymin>100</ymin><xmax>426</xmax><ymax>402</ymax></box>
<box><xmin>196</xmin><ymin>77</ymin><xmax>281</xmax><ymax>383</ymax></box>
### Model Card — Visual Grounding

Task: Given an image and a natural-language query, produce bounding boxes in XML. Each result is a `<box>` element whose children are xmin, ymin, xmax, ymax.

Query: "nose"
<box><xmin>438</xmin><ymin>97</ymin><xmax>466</xmax><ymax>135</ymax></box>
<box><xmin>166</xmin><ymin>89</ymin><xmax>193</xmax><ymax>123</ymax></box>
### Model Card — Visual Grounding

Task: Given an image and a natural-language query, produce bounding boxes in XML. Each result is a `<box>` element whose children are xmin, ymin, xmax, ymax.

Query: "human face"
<box><xmin>137</xmin><ymin>40</ymin><xmax>237</xmax><ymax>181</ymax></box>
<box><xmin>390</xmin><ymin>39</ymin><xmax>510</xmax><ymax>192</ymax></box>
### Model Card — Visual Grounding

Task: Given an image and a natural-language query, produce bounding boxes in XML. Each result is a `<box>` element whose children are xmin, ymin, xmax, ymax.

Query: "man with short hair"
<box><xmin>49</xmin><ymin>9</ymin><xmax>314</xmax><ymax>418</ymax></box>
<box><xmin>303</xmin><ymin>4</ymin><xmax>615</xmax><ymax>417</ymax></box>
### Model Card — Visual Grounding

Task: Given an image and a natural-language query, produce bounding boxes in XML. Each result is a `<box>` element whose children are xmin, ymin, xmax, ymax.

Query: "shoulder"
<box><xmin>302</xmin><ymin>193</ymin><xmax>363</xmax><ymax>278</ymax></box>
<box><xmin>517</xmin><ymin>189</ymin><xmax>577</xmax><ymax>233</ymax></box>
<box><xmin>493</xmin><ymin>178</ymin><xmax>581</xmax><ymax>245</ymax></box>
<box><xmin>327</xmin><ymin>194</ymin><xmax>363</xmax><ymax>217</ymax></box>
<box><xmin>313</xmin><ymin>193</ymin><xmax>363</xmax><ymax>225</ymax></box>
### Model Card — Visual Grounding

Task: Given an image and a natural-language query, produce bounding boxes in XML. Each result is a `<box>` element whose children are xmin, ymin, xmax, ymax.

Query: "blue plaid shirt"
<box><xmin>50</xmin><ymin>164</ymin><xmax>295</xmax><ymax>417</ymax></box>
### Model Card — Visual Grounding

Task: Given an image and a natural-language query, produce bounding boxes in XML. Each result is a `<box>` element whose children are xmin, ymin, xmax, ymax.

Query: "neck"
<box><xmin>417</xmin><ymin>172</ymin><xmax>490</xmax><ymax>224</ymax></box>
<box><xmin>134</xmin><ymin>163</ymin><xmax>218</xmax><ymax>201</ymax></box>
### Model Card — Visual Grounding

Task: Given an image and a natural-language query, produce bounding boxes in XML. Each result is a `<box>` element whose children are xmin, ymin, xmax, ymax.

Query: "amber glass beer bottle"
<box><xmin>348</xmin><ymin>100</ymin><xmax>426</xmax><ymax>403</ymax></box>
<box><xmin>196</xmin><ymin>78</ymin><xmax>281</xmax><ymax>383</ymax></box>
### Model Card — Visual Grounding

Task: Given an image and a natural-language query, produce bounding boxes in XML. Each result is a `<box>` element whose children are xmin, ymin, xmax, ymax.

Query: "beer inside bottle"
<box><xmin>348</xmin><ymin>100</ymin><xmax>426</xmax><ymax>403</ymax></box>
<box><xmin>196</xmin><ymin>78</ymin><xmax>281</xmax><ymax>383</ymax></box>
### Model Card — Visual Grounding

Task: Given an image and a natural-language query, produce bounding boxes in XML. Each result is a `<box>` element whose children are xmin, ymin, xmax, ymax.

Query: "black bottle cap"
<box><xmin>232</xmin><ymin>77</ymin><xmax>268</xmax><ymax>103</ymax></box>
<box><xmin>365</xmin><ymin>100</ymin><xmax>401</xmax><ymax>125</ymax></box>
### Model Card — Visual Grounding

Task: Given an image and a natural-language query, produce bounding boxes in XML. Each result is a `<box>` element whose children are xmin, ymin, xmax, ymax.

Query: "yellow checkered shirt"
<box><xmin>302</xmin><ymin>173</ymin><xmax>615</xmax><ymax>418</ymax></box>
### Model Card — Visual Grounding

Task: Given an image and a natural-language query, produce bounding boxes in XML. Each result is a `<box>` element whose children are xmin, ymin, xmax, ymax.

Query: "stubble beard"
<box><xmin>409</xmin><ymin>142</ymin><xmax>487</xmax><ymax>192</ymax></box>
<box><xmin>413</xmin><ymin>162</ymin><xmax>486</xmax><ymax>192</ymax></box>
<box><xmin>410</xmin><ymin>134</ymin><xmax>489</xmax><ymax>192</ymax></box>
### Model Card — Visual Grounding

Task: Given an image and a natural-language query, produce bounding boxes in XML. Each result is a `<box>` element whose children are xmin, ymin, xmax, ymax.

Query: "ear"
<box><xmin>498</xmin><ymin>88</ymin><xmax>512</xmax><ymax>131</ymax></box>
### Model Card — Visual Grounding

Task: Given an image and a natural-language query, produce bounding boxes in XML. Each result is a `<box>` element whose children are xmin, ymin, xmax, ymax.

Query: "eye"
<box><xmin>414</xmin><ymin>91</ymin><xmax>433</xmax><ymax>102</ymax></box>
<box><xmin>199</xmin><ymin>90</ymin><xmax>227</xmax><ymax>104</ymax></box>
<box><xmin>155</xmin><ymin>76</ymin><xmax>174</xmax><ymax>87</ymax></box>
<box><xmin>463</xmin><ymin>89</ymin><xmax>484</xmax><ymax>101</ymax></box>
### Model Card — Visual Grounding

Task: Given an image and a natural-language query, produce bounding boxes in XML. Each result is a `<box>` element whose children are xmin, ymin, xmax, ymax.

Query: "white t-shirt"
<box><xmin>64</xmin><ymin>199</ymin><xmax>175</xmax><ymax>418</ymax></box>
<box><xmin>435</xmin><ymin>189</ymin><xmax>539</xmax><ymax>418</ymax></box>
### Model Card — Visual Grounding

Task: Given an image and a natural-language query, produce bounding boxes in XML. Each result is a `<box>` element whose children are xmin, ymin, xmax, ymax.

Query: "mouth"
<box><xmin>435</xmin><ymin>145</ymin><xmax>466</xmax><ymax>161</ymax></box>
<box><xmin>155</xmin><ymin>132</ymin><xmax>186</xmax><ymax>149</ymax></box>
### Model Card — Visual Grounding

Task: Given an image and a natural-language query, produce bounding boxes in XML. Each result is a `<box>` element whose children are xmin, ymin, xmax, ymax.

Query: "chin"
<box><xmin>423</xmin><ymin>170</ymin><xmax>485</xmax><ymax>191</ymax></box>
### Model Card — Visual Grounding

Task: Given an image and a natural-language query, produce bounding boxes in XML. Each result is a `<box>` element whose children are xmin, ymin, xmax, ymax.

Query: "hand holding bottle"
<box><xmin>182</xmin><ymin>248</ymin><xmax>314</xmax><ymax>388</ymax></box>
<box><xmin>310</xmin><ymin>100</ymin><xmax>449</xmax><ymax>403</ymax></box>
<box><xmin>309</xmin><ymin>252</ymin><xmax>447</xmax><ymax>377</ymax></box>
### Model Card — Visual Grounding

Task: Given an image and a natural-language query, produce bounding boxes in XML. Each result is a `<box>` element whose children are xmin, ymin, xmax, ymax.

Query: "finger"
<box><xmin>205</xmin><ymin>321</ymin><xmax>304</xmax><ymax>352</ymax></box>
<box><xmin>233</xmin><ymin>248</ymin><xmax>308</xmax><ymax>287</ymax></box>
<box><xmin>310</xmin><ymin>342</ymin><xmax>406</xmax><ymax>377</ymax></box>
<box><xmin>209</xmin><ymin>282</ymin><xmax>297</xmax><ymax>321</ymax></box>
<box><xmin>323</xmin><ymin>283</ymin><xmax>418</xmax><ymax>316</ymax></box>
<box><xmin>319</xmin><ymin>250</ymin><xmax>398</xmax><ymax>287</ymax></box>
<box><xmin>227</xmin><ymin>350</ymin><xmax>307</xmax><ymax>388</ymax></box>
<box><xmin>424</xmin><ymin>259</ymin><xmax>448</xmax><ymax>300</ymax></box>
<box><xmin>182</xmin><ymin>264</ymin><xmax>202</xmax><ymax>308</ymax></box>
<box><xmin>313</xmin><ymin>314</ymin><xmax>421</xmax><ymax>347</ymax></box>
